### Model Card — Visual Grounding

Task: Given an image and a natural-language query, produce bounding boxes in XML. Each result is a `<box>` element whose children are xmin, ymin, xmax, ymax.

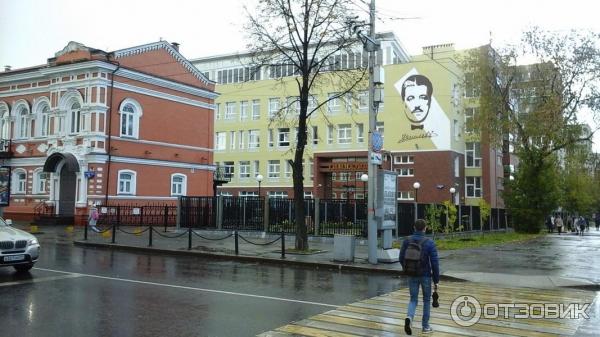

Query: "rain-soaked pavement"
<box><xmin>0</xmin><ymin>230</ymin><xmax>406</xmax><ymax>337</ymax></box>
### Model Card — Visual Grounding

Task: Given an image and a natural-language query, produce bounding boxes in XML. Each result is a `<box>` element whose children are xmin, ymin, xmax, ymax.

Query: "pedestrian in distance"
<box><xmin>554</xmin><ymin>215</ymin><xmax>563</xmax><ymax>235</ymax></box>
<box><xmin>399</xmin><ymin>219</ymin><xmax>440</xmax><ymax>335</ymax></box>
<box><xmin>595</xmin><ymin>213</ymin><xmax>600</xmax><ymax>231</ymax></box>
<box><xmin>545</xmin><ymin>216</ymin><xmax>553</xmax><ymax>233</ymax></box>
<box><xmin>578</xmin><ymin>216</ymin><xmax>586</xmax><ymax>236</ymax></box>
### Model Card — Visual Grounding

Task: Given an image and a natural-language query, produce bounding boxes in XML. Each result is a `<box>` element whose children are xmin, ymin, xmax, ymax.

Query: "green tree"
<box><xmin>462</xmin><ymin>28</ymin><xmax>600</xmax><ymax>232</ymax></box>
<box><xmin>425</xmin><ymin>204</ymin><xmax>443</xmax><ymax>239</ymax></box>
<box><xmin>441</xmin><ymin>200</ymin><xmax>458</xmax><ymax>233</ymax></box>
<box><xmin>244</xmin><ymin>0</ymin><xmax>367</xmax><ymax>250</ymax></box>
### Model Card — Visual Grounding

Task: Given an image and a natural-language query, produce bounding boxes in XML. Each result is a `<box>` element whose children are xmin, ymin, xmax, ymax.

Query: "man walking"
<box><xmin>399</xmin><ymin>219</ymin><xmax>440</xmax><ymax>335</ymax></box>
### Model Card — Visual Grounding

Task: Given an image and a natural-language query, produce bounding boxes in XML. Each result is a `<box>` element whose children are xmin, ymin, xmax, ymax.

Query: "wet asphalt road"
<box><xmin>0</xmin><ymin>232</ymin><xmax>405</xmax><ymax>337</ymax></box>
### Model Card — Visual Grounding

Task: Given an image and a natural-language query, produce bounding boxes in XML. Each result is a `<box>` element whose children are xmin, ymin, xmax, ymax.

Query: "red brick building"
<box><xmin>0</xmin><ymin>41</ymin><xmax>216</xmax><ymax>223</ymax></box>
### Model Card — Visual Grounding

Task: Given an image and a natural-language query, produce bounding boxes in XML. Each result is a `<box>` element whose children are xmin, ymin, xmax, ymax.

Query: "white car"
<box><xmin>0</xmin><ymin>218</ymin><xmax>40</xmax><ymax>272</ymax></box>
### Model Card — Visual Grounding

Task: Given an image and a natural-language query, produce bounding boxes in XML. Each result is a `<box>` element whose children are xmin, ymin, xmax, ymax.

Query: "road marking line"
<box><xmin>0</xmin><ymin>274</ymin><xmax>83</xmax><ymax>287</ymax></box>
<box><xmin>34</xmin><ymin>267</ymin><xmax>339</xmax><ymax>308</ymax></box>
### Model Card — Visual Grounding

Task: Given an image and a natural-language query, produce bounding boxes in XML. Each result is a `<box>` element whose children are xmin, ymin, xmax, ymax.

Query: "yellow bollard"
<box><xmin>65</xmin><ymin>225</ymin><xmax>74</xmax><ymax>233</ymax></box>
<box><xmin>101</xmin><ymin>230</ymin><xmax>112</xmax><ymax>238</ymax></box>
<box><xmin>134</xmin><ymin>227</ymin><xmax>143</xmax><ymax>236</ymax></box>
<box><xmin>29</xmin><ymin>224</ymin><xmax>39</xmax><ymax>233</ymax></box>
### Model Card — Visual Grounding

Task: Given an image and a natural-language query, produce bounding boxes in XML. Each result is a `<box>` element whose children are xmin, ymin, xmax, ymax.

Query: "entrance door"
<box><xmin>59</xmin><ymin>168</ymin><xmax>76</xmax><ymax>216</ymax></box>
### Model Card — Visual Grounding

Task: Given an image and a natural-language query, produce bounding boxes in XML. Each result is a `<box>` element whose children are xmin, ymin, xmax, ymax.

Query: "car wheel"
<box><xmin>14</xmin><ymin>263</ymin><xmax>34</xmax><ymax>273</ymax></box>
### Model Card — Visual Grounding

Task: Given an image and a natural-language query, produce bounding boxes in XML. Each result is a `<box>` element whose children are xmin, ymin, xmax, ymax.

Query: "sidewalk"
<box><xmin>26</xmin><ymin>224</ymin><xmax>600</xmax><ymax>289</ymax></box>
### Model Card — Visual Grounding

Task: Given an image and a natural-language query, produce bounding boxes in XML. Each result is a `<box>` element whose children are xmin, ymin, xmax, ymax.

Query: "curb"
<box><xmin>73</xmin><ymin>240</ymin><xmax>463</xmax><ymax>282</ymax></box>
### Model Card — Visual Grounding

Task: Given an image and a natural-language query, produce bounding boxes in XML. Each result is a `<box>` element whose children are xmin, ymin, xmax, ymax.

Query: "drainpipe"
<box><xmin>104</xmin><ymin>58</ymin><xmax>120</xmax><ymax>205</ymax></box>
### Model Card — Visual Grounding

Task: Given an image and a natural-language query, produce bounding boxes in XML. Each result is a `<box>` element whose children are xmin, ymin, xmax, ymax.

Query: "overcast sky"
<box><xmin>1</xmin><ymin>0</ymin><xmax>599</xmax><ymax>148</ymax></box>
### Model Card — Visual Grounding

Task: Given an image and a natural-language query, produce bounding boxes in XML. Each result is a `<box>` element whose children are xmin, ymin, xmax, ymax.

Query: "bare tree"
<box><xmin>244</xmin><ymin>0</ymin><xmax>367</xmax><ymax>250</ymax></box>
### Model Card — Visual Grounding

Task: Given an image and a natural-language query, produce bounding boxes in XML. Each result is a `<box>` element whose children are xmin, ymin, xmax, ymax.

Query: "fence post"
<box><xmin>217</xmin><ymin>196</ymin><xmax>223</xmax><ymax>230</ymax></box>
<box><xmin>469</xmin><ymin>206</ymin><xmax>473</xmax><ymax>231</ymax></box>
<box><xmin>281</xmin><ymin>231</ymin><xmax>285</xmax><ymax>259</ymax></box>
<box><xmin>117</xmin><ymin>206</ymin><xmax>121</xmax><ymax>226</ymax></box>
<box><xmin>164</xmin><ymin>205</ymin><xmax>169</xmax><ymax>232</ymax></box>
<box><xmin>458</xmin><ymin>205</ymin><xmax>462</xmax><ymax>232</ymax></box>
<box><xmin>176</xmin><ymin>196</ymin><xmax>181</xmax><ymax>230</ymax></box>
<box><xmin>263</xmin><ymin>197</ymin><xmax>269</xmax><ymax>233</ymax></box>
<box><xmin>111</xmin><ymin>223</ymin><xmax>116</xmax><ymax>243</ymax></box>
<box><xmin>140</xmin><ymin>206</ymin><xmax>144</xmax><ymax>227</ymax></box>
<box><xmin>314</xmin><ymin>198</ymin><xmax>320</xmax><ymax>235</ymax></box>
<box><xmin>234</xmin><ymin>230</ymin><xmax>239</xmax><ymax>255</ymax></box>
<box><xmin>188</xmin><ymin>227</ymin><xmax>192</xmax><ymax>250</ymax></box>
<box><xmin>148</xmin><ymin>226</ymin><xmax>153</xmax><ymax>247</ymax></box>
<box><xmin>84</xmin><ymin>221</ymin><xmax>88</xmax><ymax>241</ymax></box>
<box><xmin>497</xmin><ymin>209</ymin><xmax>501</xmax><ymax>231</ymax></box>
<box><xmin>243</xmin><ymin>199</ymin><xmax>247</xmax><ymax>229</ymax></box>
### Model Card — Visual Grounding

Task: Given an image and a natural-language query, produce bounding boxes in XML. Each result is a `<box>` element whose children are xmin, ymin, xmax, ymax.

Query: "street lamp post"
<box><xmin>413</xmin><ymin>181</ymin><xmax>420</xmax><ymax>223</ymax></box>
<box><xmin>360</xmin><ymin>173</ymin><xmax>368</xmax><ymax>199</ymax></box>
<box><xmin>256</xmin><ymin>174</ymin><xmax>263</xmax><ymax>197</ymax></box>
<box><xmin>449</xmin><ymin>187</ymin><xmax>456</xmax><ymax>205</ymax></box>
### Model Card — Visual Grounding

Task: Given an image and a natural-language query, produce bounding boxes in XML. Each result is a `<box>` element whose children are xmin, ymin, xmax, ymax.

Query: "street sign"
<box><xmin>370</xmin><ymin>152</ymin><xmax>382</xmax><ymax>165</ymax></box>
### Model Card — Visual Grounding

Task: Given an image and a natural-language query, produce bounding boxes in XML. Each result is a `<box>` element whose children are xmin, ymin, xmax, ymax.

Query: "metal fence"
<box><xmin>221</xmin><ymin>197</ymin><xmax>264</xmax><ymax>230</ymax></box>
<box><xmin>96</xmin><ymin>204</ymin><xmax>177</xmax><ymax>228</ymax></box>
<box><xmin>319</xmin><ymin>199</ymin><xmax>367</xmax><ymax>236</ymax></box>
<box><xmin>180</xmin><ymin>196</ymin><xmax>215</xmax><ymax>229</ymax></box>
<box><xmin>268</xmin><ymin>198</ymin><xmax>315</xmax><ymax>234</ymax></box>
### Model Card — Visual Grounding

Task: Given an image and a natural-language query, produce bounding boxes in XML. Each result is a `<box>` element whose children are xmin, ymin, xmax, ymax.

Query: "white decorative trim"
<box><xmin>83</xmin><ymin>154</ymin><xmax>215</xmax><ymax>171</ymax></box>
<box><xmin>113</xmin><ymin>81</ymin><xmax>215</xmax><ymax>110</ymax></box>
<box><xmin>0</xmin><ymin>61</ymin><xmax>117</xmax><ymax>84</ymax></box>
<box><xmin>113</xmin><ymin>41</ymin><xmax>213</xmax><ymax>85</ymax></box>
<box><xmin>105</xmin><ymin>195</ymin><xmax>179</xmax><ymax>200</ymax></box>
<box><xmin>110</xmin><ymin>136</ymin><xmax>213</xmax><ymax>152</ymax></box>
<box><xmin>115</xmin><ymin>68</ymin><xmax>218</xmax><ymax>100</ymax></box>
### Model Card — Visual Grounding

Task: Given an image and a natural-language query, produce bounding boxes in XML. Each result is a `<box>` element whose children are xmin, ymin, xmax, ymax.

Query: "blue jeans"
<box><xmin>407</xmin><ymin>276</ymin><xmax>432</xmax><ymax>328</ymax></box>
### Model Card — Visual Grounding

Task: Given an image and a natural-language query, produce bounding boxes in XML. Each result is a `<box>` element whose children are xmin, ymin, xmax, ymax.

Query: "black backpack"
<box><xmin>402</xmin><ymin>237</ymin><xmax>428</xmax><ymax>276</ymax></box>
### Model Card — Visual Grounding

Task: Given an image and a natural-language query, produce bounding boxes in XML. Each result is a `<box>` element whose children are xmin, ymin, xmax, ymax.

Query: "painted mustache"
<box><xmin>412</xmin><ymin>107</ymin><xmax>424</xmax><ymax>113</ymax></box>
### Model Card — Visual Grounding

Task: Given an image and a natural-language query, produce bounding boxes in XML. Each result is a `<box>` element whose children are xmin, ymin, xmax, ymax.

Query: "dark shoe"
<box><xmin>432</xmin><ymin>291</ymin><xmax>439</xmax><ymax>308</ymax></box>
<box><xmin>422</xmin><ymin>326</ymin><xmax>434</xmax><ymax>334</ymax></box>
<box><xmin>404</xmin><ymin>317</ymin><xmax>412</xmax><ymax>335</ymax></box>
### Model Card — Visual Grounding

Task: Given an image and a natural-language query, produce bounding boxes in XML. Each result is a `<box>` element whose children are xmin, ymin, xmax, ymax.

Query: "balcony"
<box><xmin>0</xmin><ymin>139</ymin><xmax>12</xmax><ymax>158</ymax></box>
<box><xmin>213</xmin><ymin>166</ymin><xmax>232</xmax><ymax>184</ymax></box>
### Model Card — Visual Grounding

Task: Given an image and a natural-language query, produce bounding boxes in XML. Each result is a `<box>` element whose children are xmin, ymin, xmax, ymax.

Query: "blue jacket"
<box><xmin>399</xmin><ymin>231</ymin><xmax>440</xmax><ymax>284</ymax></box>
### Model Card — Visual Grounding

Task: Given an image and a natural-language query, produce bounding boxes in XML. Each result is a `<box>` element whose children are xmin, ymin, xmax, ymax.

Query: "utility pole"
<box><xmin>366</xmin><ymin>0</ymin><xmax>378</xmax><ymax>264</ymax></box>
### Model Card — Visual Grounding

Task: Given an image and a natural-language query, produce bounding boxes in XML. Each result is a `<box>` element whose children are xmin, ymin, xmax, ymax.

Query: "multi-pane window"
<box><xmin>253</xmin><ymin>160</ymin><xmax>260</xmax><ymax>176</ymax></box>
<box><xmin>240</xmin><ymin>101</ymin><xmax>248</xmax><ymax>120</ymax></box>
<box><xmin>453</xmin><ymin>119</ymin><xmax>460</xmax><ymax>140</ymax></box>
<box><xmin>278</xmin><ymin>128</ymin><xmax>290</xmax><ymax>147</ymax></box>
<box><xmin>238</xmin><ymin>130</ymin><xmax>245</xmax><ymax>149</ymax></box>
<box><xmin>120</xmin><ymin>100</ymin><xmax>141</xmax><ymax>138</ymax></box>
<box><xmin>225</xmin><ymin>102</ymin><xmax>236</xmax><ymax>120</ymax></box>
<box><xmin>223</xmin><ymin>161</ymin><xmax>235</xmax><ymax>178</ymax></box>
<box><xmin>252</xmin><ymin>100</ymin><xmax>260</xmax><ymax>120</ymax></box>
<box><xmin>268</xmin><ymin>160</ymin><xmax>280</xmax><ymax>178</ymax></box>
<box><xmin>465</xmin><ymin>107</ymin><xmax>477</xmax><ymax>133</ymax></box>
<box><xmin>248</xmin><ymin>130</ymin><xmax>260</xmax><ymax>149</ymax></box>
<box><xmin>358</xmin><ymin>91</ymin><xmax>369</xmax><ymax>112</ymax></box>
<box><xmin>268</xmin><ymin>191</ymin><xmax>288</xmax><ymax>198</ymax></box>
<box><xmin>327</xmin><ymin>93</ymin><xmax>341</xmax><ymax>114</ymax></box>
<box><xmin>376</xmin><ymin>122</ymin><xmax>384</xmax><ymax>140</ymax></box>
<box><xmin>268</xmin><ymin>98</ymin><xmax>280</xmax><ymax>118</ymax></box>
<box><xmin>396</xmin><ymin>168</ymin><xmax>414</xmax><ymax>176</ymax></box>
<box><xmin>118</xmin><ymin>170</ymin><xmax>136</xmax><ymax>195</ymax></box>
<box><xmin>239</xmin><ymin>191</ymin><xmax>259</xmax><ymax>197</ymax></box>
<box><xmin>268</xmin><ymin>129</ymin><xmax>274</xmax><ymax>147</ymax></box>
<box><xmin>465</xmin><ymin>73</ymin><xmax>480</xmax><ymax>98</ymax></box>
<box><xmin>33</xmin><ymin>170</ymin><xmax>48</xmax><ymax>194</ymax></box>
<box><xmin>394</xmin><ymin>155</ymin><xmax>414</xmax><ymax>164</ymax></box>
<box><xmin>40</xmin><ymin>105</ymin><xmax>50</xmax><ymax>137</ymax></box>
<box><xmin>285</xmin><ymin>160</ymin><xmax>293</xmax><ymax>178</ymax></box>
<box><xmin>229</xmin><ymin>131</ymin><xmax>236</xmax><ymax>150</ymax></box>
<box><xmin>338</xmin><ymin>124</ymin><xmax>352</xmax><ymax>144</ymax></box>
<box><xmin>14</xmin><ymin>170</ymin><xmax>26</xmax><ymax>194</ymax></box>
<box><xmin>397</xmin><ymin>191</ymin><xmax>414</xmax><ymax>200</ymax></box>
<box><xmin>70</xmin><ymin>102</ymin><xmax>81</xmax><ymax>134</ymax></box>
<box><xmin>466</xmin><ymin>142</ymin><xmax>482</xmax><ymax>167</ymax></box>
<box><xmin>327</xmin><ymin>125</ymin><xmax>333</xmax><ymax>144</ymax></box>
<box><xmin>304</xmin><ymin>191</ymin><xmax>313</xmax><ymax>199</ymax></box>
<box><xmin>239</xmin><ymin>161</ymin><xmax>251</xmax><ymax>179</ymax></box>
<box><xmin>215</xmin><ymin>132</ymin><xmax>226</xmax><ymax>150</ymax></box>
<box><xmin>312</xmin><ymin>126</ymin><xmax>318</xmax><ymax>145</ymax></box>
<box><xmin>18</xmin><ymin>107</ymin><xmax>28</xmax><ymax>139</ymax></box>
<box><xmin>357</xmin><ymin>123</ymin><xmax>364</xmax><ymax>143</ymax></box>
<box><xmin>286</xmin><ymin>97</ymin><xmax>300</xmax><ymax>114</ymax></box>
<box><xmin>466</xmin><ymin>176</ymin><xmax>482</xmax><ymax>197</ymax></box>
<box><xmin>171</xmin><ymin>174</ymin><xmax>186</xmax><ymax>196</ymax></box>
<box><xmin>215</xmin><ymin>103</ymin><xmax>222</xmax><ymax>120</ymax></box>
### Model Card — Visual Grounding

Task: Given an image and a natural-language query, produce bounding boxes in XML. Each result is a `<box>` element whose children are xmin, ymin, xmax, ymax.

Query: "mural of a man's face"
<box><xmin>401</xmin><ymin>75</ymin><xmax>433</xmax><ymax>124</ymax></box>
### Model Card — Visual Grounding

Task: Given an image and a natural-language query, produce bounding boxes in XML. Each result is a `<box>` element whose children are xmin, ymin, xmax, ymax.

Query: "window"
<box><xmin>268</xmin><ymin>160</ymin><xmax>281</xmax><ymax>178</ymax></box>
<box><xmin>278</xmin><ymin>128</ymin><xmax>290</xmax><ymax>147</ymax></box>
<box><xmin>13</xmin><ymin>169</ymin><xmax>26</xmax><ymax>194</ymax></box>
<box><xmin>225</xmin><ymin>102</ymin><xmax>236</xmax><ymax>120</ymax></box>
<box><xmin>171</xmin><ymin>174</ymin><xmax>187</xmax><ymax>196</ymax></box>
<box><xmin>465</xmin><ymin>73</ymin><xmax>480</xmax><ymax>98</ymax></box>
<box><xmin>398</xmin><ymin>191</ymin><xmax>414</xmax><ymax>200</ymax></box>
<box><xmin>252</xmin><ymin>100</ymin><xmax>260</xmax><ymax>120</ymax></box>
<box><xmin>238</xmin><ymin>130</ymin><xmax>245</xmax><ymax>149</ymax></box>
<box><xmin>453</xmin><ymin>119</ymin><xmax>460</xmax><ymax>140</ymax></box>
<box><xmin>215</xmin><ymin>132</ymin><xmax>226</xmax><ymax>150</ymax></box>
<box><xmin>17</xmin><ymin>106</ymin><xmax>29</xmax><ymax>139</ymax></box>
<box><xmin>466</xmin><ymin>176</ymin><xmax>482</xmax><ymax>197</ymax></box>
<box><xmin>41</xmin><ymin>105</ymin><xmax>50</xmax><ymax>137</ymax></box>
<box><xmin>308</xmin><ymin>159</ymin><xmax>314</xmax><ymax>180</ymax></box>
<box><xmin>357</xmin><ymin>123</ymin><xmax>364</xmax><ymax>143</ymax></box>
<box><xmin>268</xmin><ymin>98</ymin><xmax>280</xmax><ymax>118</ymax></box>
<box><xmin>239</xmin><ymin>161</ymin><xmax>251</xmax><ymax>179</ymax></box>
<box><xmin>215</xmin><ymin>103</ymin><xmax>222</xmax><ymax>120</ymax></box>
<box><xmin>253</xmin><ymin>160</ymin><xmax>260</xmax><ymax>176</ymax></box>
<box><xmin>285</xmin><ymin>160</ymin><xmax>293</xmax><ymax>178</ymax></box>
<box><xmin>117</xmin><ymin>170</ymin><xmax>136</xmax><ymax>195</ymax></box>
<box><xmin>376</xmin><ymin>122</ymin><xmax>384</xmax><ymax>140</ymax></box>
<box><xmin>119</xmin><ymin>99</ymin><xmax>142</xmax><ymax>138</ymax></box>
<box><xmin>248</xmin><ymin>130</ymin><xmax>260</xmax><ymax>149</ymax></box>
<box><xmin>304</xmin><ymin>191</ymin><xmax>313</xmax><ymax>199</ymax></box>
<box><xmin>33</xmin><ymin>169</ymin><xmax>48</xmax><ymax>194</ymax></box>
<box><xmin>312</xmin><ymin>126</ymin><xmax>318</xmax><ymax>145</ymax></box>
<box><xmin>229</xmin><ymin>131</ymin><xmax>236</xmax><ymax>150</ymax></box>
<box><xmin>466</xmin><ymin>142</ymin><xmax>482</xmax><ymax>167</ymax></box>
<box><xmin>240</xmin><ymin>101</ymin><xmax>248</xmax><ymax>120</ymax></box>
<box><xmin>268</xmin><ymin>191</ymin><xmax>288</xmax><ymax>198</ymax></box>
<box><xmin>327</xmin><ymin>93</ymin><xmax>340</xmax><ymax>114</ymax></box>
<box><xmin>358</xmin><ymin>91</ymin><xmax>369</xmax><ymax>112</ymax></box>
<box><xmin>465</xmin><ymin>107</ymin><xmax>477</xmax><ymax>133</ymax></box>
<box><xmin>223</xmin><ymin>161</ymin><xmax>235</xmax><ymax>178</ymax></box>
<box><xmin>268</xmin><ymin>129</ymin><xmax>274</xmax><ymax>148</ymax></box>
<box><xmin>396</xmin><ymin>168</ymin><xmax>414</xmax><ymax>176</ymax></box>
<box><xmin>0</xmin><ymin>109</ymin><xmax>10</xmax><ymax>140</ymax></box>
<box><xmin>327</xmin><ymin>125</ymin><xmax>333</xmax><ymax>144</ymax></box>
<box><xmin>454</xmin><ymin>157</ymin><xmax>460</xmax><ymax>178</ymax></box>
<box><xmin>69</xmin><ymin>102</ymin><xmax>81</xmax><ymax>134</ymax></box>
<box><xmin>286</xmin><ymin>97</ymin><xmax>300</xmax><ymax>114</ymax></box>
<box><xmin>239</xmin><ymin>191</ymin><xmax>258</xmax><ymax>197</ymax></box>
<box><xmin>338</xmin><ymin>124</ymin><xmax>352</xmax><ymax>144</ymax></box>
<box><xmin>394</xmin><ymin>155</ymin><xmax>414</xmax><ymax>164</ymax></box>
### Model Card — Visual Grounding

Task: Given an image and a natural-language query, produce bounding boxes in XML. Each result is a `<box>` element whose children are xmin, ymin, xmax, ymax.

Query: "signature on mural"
<box><xmin>397</xmin><ymin>130</ymin><xmax>439</xmax><ymax>143</ymax></box>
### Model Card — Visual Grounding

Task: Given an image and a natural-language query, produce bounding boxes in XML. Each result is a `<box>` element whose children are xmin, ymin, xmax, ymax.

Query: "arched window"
<box><xmin>171</xmin><ymin>174</ymin><xmax>187</xmax><ymax>196</ymax></box>
<box><xmin>117</xmin><ymin>170</ymin><xmax>136</xmax><ymax>195</ymax></box>
<box><xmin>33</xmin><ymin>169</ymin><xmax>48</xmax><ymax>194</ymax></box>
<box><xmin>12</xmin><ymin>169</ymin><xmax>27</xmax><ymax>194</ymax></box>
<box><xmin>69</xmin><ymin>102</ymin><xmax>81</xmax><ymax>134</ymax></box>
<box><xmin>0</xmin><ymin>102</ymin><xmax>10</xmax><ymax>140</ymax></box>
<box><xmin>33</xmin><ymin>98</ymin><xmax>51</xmax><ymax>137</ymax></box>
<box><xmin>119</xmin><ymin>99</ymin><xmax>142</xmax><ymax>139</ymax></box>
<box><xmin>14</xmin><ymin>103</ymin><xmax>30</xmax><ymax>139</ymax></box>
